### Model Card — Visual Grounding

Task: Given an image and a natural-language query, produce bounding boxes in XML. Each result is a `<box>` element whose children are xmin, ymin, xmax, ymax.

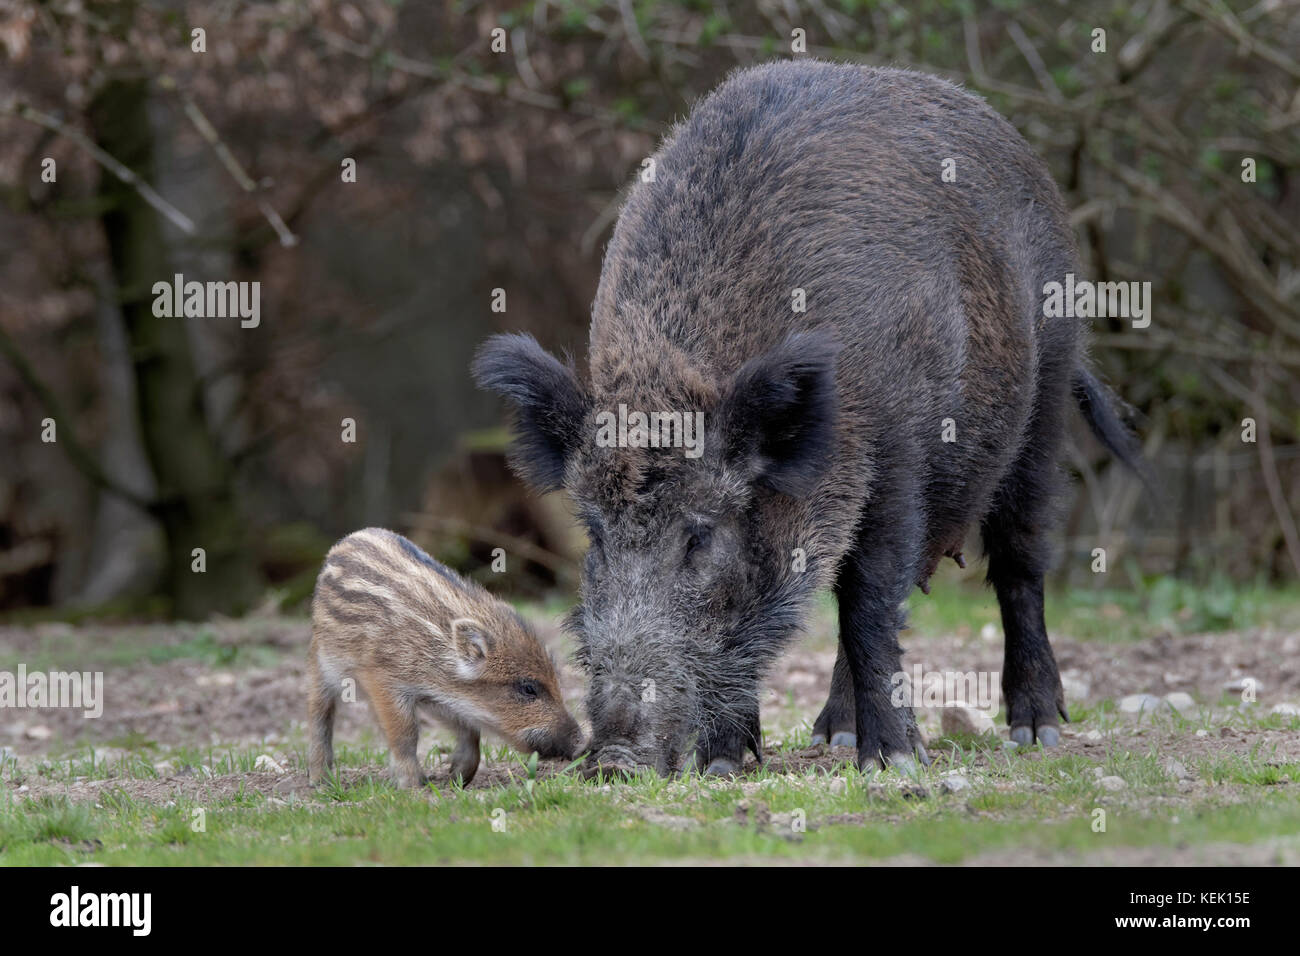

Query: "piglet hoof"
<box><xmin>829</xmin><ymin>731</ymin><xmax>857</xmax><ymax>748</ymax></box>
<box><xmin>704</xmin><ymin>757</ymin><xmax>741</xmax><ymax>777</ymax></box>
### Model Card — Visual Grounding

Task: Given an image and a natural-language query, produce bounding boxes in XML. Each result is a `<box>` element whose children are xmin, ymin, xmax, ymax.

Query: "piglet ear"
<box><xmin>451</xmin><ymin>618</ymin><xmax>492</xmax><ymax>663</ymax></box>
<box><xmin>720</xmin><ymin>330</ymin><xmax>841</xmax><ymax>497</ymax></box>
<box><xmin>472</xmin><ymin>333</ymin><xmax>589</xmax><ymax>492</ymax></box>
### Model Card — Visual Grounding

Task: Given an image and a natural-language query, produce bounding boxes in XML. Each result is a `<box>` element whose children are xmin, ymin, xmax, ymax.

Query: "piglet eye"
<box><xmin>514</xmin><ymin>679</ymin><xmax>540</xmax><ymax>700</ymax></box>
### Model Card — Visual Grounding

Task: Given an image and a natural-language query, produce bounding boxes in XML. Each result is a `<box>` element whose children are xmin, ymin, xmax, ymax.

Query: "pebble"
<box><xmin>1119</xmin><ymin>693</ymin><xmax>1162</xmax><ymax>714</ymax></box>
<box><xmin>1061</xmin><ymin>673</ymin><xmax>1091</xmax><ymax>701</ymax></box>
<box><xmin>254</xmin><ymin>754</ymin><xmax>286</xmax><ymax>774</ymax></box>
<box><xmin>1162</xmin><ymin>692</ymin><xmax>1196</xmax><ymax>713</ymax></box>
<box><xmin>939</xmin><ymin>774</ymin><xmax>970</xmax><ymax>793</ymax></box>
<box><xmin>941</xmin><ymin>705</ymin><xmax>995</xmax><ymax>736</ymax></box>
<box><xmin>1164</xmin><ymin>758</ymin><xmax>1191</xmax><ymax>781</ymax></box>
<box><xmin>1271</xmin><ymin>703</ymin><xmax>1300</xmax><ymax>717</ymax></box>
<box><xmin>979</xmin><ymin>623</ymin><xmax>999</xmax><ymax>642</ymax></box>
<box><xmin>23</xmin><ymin>725</ymin><xmax>52</xmax><ymax>740</ymax></box>
<box><xmin>1098</xmin><ymin>775</ymin><xmax>1127</xmax><ymax>791</ymax></box>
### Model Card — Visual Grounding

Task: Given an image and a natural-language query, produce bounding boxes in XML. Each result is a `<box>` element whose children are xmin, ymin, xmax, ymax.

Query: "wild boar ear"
<box><xmin>452</xmin><ymin>618</ymin><xmax>492</xmax><ymax>671</ymax></box>
<box><xmin>720</xmin><ymin>330</ymin><xmax>840</xmax><ymax>497</ymax></box>
<box><xmin>472</xmin><ymin>333</ymin><xmax>588</xmax><ymax>492</ymax></box>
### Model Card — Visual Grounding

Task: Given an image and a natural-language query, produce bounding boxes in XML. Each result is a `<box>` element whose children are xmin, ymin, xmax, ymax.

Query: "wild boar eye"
<box><xmin>685</xmin><ymin>526</ymin><xmax>713</xmax><ymax>557</ymax></box>
<box><xmin>514</xmin><ymin>679</ymin><xmax>540</xmax><ymax>700</ymax></box>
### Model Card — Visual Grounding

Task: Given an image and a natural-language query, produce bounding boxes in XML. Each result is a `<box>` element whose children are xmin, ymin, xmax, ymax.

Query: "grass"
<box><xmin>2</xmin><ymin>738</ymin><xmax>1300</xmax><ymax>864</ymax></box>
<box><xmin>1</xmin><ymin>582</ymin><xmax>1299</xmax><ymax>865</ymax></box>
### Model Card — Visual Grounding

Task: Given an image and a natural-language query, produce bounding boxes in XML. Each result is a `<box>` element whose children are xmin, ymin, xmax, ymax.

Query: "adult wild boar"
<box><xmin>473</xmin><ymin>60</ymin><xmax>1143</xmax><ymax>775</ymax></box>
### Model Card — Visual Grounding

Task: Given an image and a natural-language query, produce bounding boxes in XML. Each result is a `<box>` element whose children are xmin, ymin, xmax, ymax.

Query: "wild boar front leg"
<box><xmin>364</xmin><ymin>680</ymin><xmax>426</xmax><ymax>788</ymax></box>
<box><xmin>689</xmin><ymin>702</ymin><xmax>762</xmax><ymax>776</ymax></box>
<box><xmin>836</xmin><ymin>488</ymin><xmax>930</xmax><ymax>772</ymax></box>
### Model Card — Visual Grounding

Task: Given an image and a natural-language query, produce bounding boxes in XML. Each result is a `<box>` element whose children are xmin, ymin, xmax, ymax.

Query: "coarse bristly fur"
<box><xmin>473</xmin><ymin>60</ymin><xmax>1148</xmax><ymax>776</ymax></box>
<box><xmin>307</xmin><ymin>528</ymin><xmax>583</xmax><ymax>787</ymax></box>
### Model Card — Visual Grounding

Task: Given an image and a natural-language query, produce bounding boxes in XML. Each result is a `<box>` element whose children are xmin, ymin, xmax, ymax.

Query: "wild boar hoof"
<box><xmin>1010</xmin><ymin>724</ymin><xmax>1060</xmax><ymax>747</ymax></box>
<box><xmin>884</xmin><ymin>745</ymin><xmax>931</xmax><ymax>775</ymax></box>
<box><xmin>828</xmin><ymin>731</ymin><xmax>857</xmax><ymax>748</ymax></box>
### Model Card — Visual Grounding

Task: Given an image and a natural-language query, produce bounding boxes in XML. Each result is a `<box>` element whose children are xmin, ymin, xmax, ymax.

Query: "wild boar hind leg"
<box><xmin>810</xmin><ymin>647</ymin><xmax>857</xmax><ymax>748</ymax></box>
<box><xmin>981</xmin><ymin>454</ymin><xmax>1069</xmax><ymax>747</ymax></box>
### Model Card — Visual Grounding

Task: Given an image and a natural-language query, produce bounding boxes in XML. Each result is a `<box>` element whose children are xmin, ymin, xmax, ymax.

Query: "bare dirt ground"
<box><xmin>2</xmin><ymin>614</ymin><xmax>1297</xmax><ymax>805</ymax></box>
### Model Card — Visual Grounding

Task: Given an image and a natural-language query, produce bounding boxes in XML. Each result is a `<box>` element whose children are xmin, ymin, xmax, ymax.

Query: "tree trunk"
<box><xmin>88</xmin><ymin>78</ymin><xmax>262</xmax><ymax>619</ymax></box>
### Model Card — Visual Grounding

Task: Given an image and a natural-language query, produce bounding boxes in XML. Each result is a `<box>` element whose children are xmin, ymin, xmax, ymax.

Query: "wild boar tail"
<box><xmin>1071</xmin><ymin>366</ymin><xmax>1156</xmax><ymax>500</ymax></box>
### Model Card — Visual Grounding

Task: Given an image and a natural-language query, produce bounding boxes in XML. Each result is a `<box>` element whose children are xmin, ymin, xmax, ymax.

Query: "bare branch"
<box><xmin>0</xmin><ymin>319</ymin><xmax>156</xmax><ymax>513</ymax></box>
<box><xmin>156</xmin><ymin>77</ymin><xmax>298</xmax><ymax>248</ymax></box>
<box><xmin>0</xmin><ymin>99</ymin><xmax>195</xmax><ymax>235</ymax></box>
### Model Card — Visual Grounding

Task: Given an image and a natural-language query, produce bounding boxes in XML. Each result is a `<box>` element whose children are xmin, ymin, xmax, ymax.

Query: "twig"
<box><xmin>1252</xmin><ymin>365</ymin><xmax>1300</xmax><ymax>578</ymax></box>
<box><xmin>157</xmin><ymin>77</ymin><xmax>298</xmax><ymax>247</ymax></box>
<box><xmin>961</xmin><ymin>8</ymin><xmax>988</xmax><ymax>84</ymax></box>
<box><xmin>401</xmin><ymin>513</ymin><xmax>579</xmax><ymax>584</ymax></box>
<box><xmin>0</xmin><ymin>319</ymin><xmax>156</xmax><ymax>513</ymax></box>
<box><xmin>0</xmin><ymin>100</ymin><xmax>195</xmax><ymax>235</ymax></box>
<box><xmin>617</xmin><ymin>0</ymin><xmax>651</xmax><ymax>63</ymax></box>
<box><xmin>1185</xmin><ymin>0</ymin><xmax>1300</xmax><ymax>81</ymax></box>
<box><xmin>315</xmin><ymin>29</ymin><xmax>663</xmax><ymax>133</ymax></box>
<box><xmin>1006</xmin><ymin>21</ymin><xmax>1064</xmax><ymax>105</ymax></box>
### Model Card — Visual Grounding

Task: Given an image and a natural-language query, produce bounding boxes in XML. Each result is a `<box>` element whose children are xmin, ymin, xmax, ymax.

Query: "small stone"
<box><xmin>1084</xmin><ymin>730</ymin><xmax>1103</xmax><ymax>740</ymax></box>
<box><xmin>1098</xmin><ymin>775</ymin><xmax>1127</xmax><ymax>791</ymax></box>
<box><xmin>196</xmin><ymin>672</ymin><xmax>236</xmax><ymax>687</ymax></box>
<box><xmin>1270</xmin><ymin>703</ymin><xmax>1300</xmax><ymax>717</ymax></box>
<box><xmin>1119</xmin><ymin>694</ymin><xmax>1162</xmax><ymax>714</ymax></box>
<box><xmin>939</xmin><ymin>774</ymin><xmax>970</xmax><ymax>793</ymax></box>
<box><xmin>1162</xmin><ymin>692</ymin><xmax>1196</xmax><ymax>713</ymax></box>
<box><xmin>1164</xmin><ymin>758</ymin><xmax>1191</xmax><ymax>781</ymax></box>
<box><xmin>979</xmin><ymin>623</ymin><xmax>999</xmax><ymax>642</ymax></box>
<box><xmin>23</xmin><ymin>725</ymin><xmax>52</xmax><ymax>741</ymax></box>
<box><xmin>254</xmin><ymin>754</ymin><xmax>286</xmax><ymax>774</ymax></box>
<box><xmin>828</xmin><ymin>777</ymin><xmax>847</xmax><ymax>796</ymax></box>
<box><xmin>1195</xmin><ymin>729</ymin><xmax>1209</xmax><ymax>738</ymax></box>
<box><xmin>1061</xmin><ymin>674</ymin><xmax>1091</xmax><ymax>701</ymax></box>
<box><xmin>941</xmin><ymin>705</ymin><xmax>995</xmax><ymax>736</ymax></box>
